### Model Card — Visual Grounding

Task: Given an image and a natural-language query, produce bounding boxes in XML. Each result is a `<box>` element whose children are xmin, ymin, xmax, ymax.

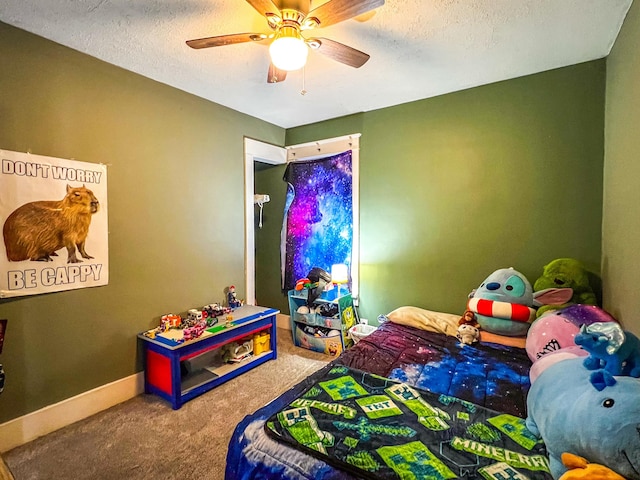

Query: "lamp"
<box><xmin>331</xmin><ymin>263</ymin><xmax>349</xmax><ymax>296</ymax></box>
<box><xmin>269</xmin><ymin>25</ymin><xmax>308</xmax><ymax>71</ymax></box>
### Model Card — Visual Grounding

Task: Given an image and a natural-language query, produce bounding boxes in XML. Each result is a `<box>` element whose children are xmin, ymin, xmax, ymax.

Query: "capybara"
<box><xmin>3</xmin><ymin>184</ymin><xmax>99</xmax><ymax>263</ymax></box>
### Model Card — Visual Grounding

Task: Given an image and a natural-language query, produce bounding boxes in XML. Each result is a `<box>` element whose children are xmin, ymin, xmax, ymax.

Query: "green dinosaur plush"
<box><xmin>533</xmin><ymin>258</ymin><xmax>598</xmax><ymax>317</ymax></box>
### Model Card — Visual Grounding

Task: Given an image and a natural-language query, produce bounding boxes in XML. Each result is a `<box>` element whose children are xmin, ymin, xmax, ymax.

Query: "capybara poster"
<box><xmin>0</xmin><ymin>150</ymin><xmax>108</xmax><ymax>298</ymax></box>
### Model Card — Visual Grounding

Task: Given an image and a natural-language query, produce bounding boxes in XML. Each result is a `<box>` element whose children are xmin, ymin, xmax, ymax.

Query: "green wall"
<box><xmin>0</xmin><ymin>16</ymin><xmax>615</xmax><ymax>425</ymax></box>
<box><xmin>0</xmin><ymin>22</ymin><xmax>285</xmax><ymax>423</ymax></box>
<box><xmin>603</xmin><ymin>0</ymin><xmax>640</xmax><ymax>334</ymax></box>
<box><xmin>256</xmin><ymin>61</ymin><xmax>606</xmax><ymax>323</ymax></box>
<box><xmin>254</xmin><ymin>162</ymin><xmax>288</xmax><ymax>312</ymax></box>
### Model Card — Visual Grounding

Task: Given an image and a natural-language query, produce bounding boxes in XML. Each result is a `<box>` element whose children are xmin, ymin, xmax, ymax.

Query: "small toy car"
<box><xmin>161</xmin><ymin>313</ymin><xmax>182</xmax><ymax>330</ymax></box>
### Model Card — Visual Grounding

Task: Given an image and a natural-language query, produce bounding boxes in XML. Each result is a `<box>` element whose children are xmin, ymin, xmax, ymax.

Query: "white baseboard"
<box><xmin>1</xmin><ymin>317</ymin><xmax>291</xmax><ymax>453</ymax></box>
<box><xmin>276</xmin><ymin>313</ymin><xmax>291</xmax><ymax>330</ymax></box>
<box><xmin>0</xmin><ymin>372</ymin><xmax>144</xmax><ymax>453</ymax></box>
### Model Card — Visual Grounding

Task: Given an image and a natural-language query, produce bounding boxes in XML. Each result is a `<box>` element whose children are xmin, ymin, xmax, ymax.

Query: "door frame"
<box><xmin>285</xmin><ymin>134</ymin><xmax>361</xmax><ymax>301</ymax></box>
<box><xmin>244</xmin><ymin>137</ymin><xmax>286</xmax><ymax>305</ymax></box>
<box><xmin>244</xmin><ymin>134</ymin><xmax>361</xmax><ymax>306</ymax></box>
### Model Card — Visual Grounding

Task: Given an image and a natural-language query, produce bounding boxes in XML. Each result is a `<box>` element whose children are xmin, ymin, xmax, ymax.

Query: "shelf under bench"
<box><xmin>138</xmin><ymin>305</ymin><xmax>279</xmax><ymax>409</ymax></box>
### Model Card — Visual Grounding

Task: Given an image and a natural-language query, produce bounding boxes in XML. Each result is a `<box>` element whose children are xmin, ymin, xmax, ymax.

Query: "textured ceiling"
<box><xmin>0</xmin><ymin>0</ymin><xmax>633</xmax><ymax>128</ymax></box>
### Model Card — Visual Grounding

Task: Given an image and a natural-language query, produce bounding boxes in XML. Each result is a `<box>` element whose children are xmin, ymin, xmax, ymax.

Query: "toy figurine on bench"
<box><xmin>227</xmin><ymin>285</ymin><xmax>243</xmax><ymax>309</ymax></box>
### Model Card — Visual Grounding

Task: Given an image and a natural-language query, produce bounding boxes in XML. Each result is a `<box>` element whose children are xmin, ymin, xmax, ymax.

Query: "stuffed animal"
<box><xmin>526</xmin><ymin>313</ymin><xmax>588</xmax><ymax>383</ymax></box>
<box><xmin>558</xmin><ymin>453</ymin><xmax>625</xmax><ymax>480</ymax></box>
<box><xmin>526</xmin><ymin>314</ymin><xmax>581</xmax><ymax>362</ymax></box>
<box><xmin>525</xmin><ymin>307</ymin><xmax>618</xmax><ymax>383</ymax></box>
<box><xmin>559</xmin><ymin>304</ymin><xmax>617</xmax><ymax>328</ymax></box>
<box><xmin>526</xmin><ymin>357</ymin><xmax>640</xmax><ymax>479</ymax></box>
<box><xmin>458</xmin><ymin>309</ymin><xmax>478</xmax><ymax>327</ymax></box>
<box><xmin>467</xmin><ymin>267</ymin><xmax>573</xmax><ymax>336</ymax></box>
<box><xmin>528</xmin><ymin>347</ymin><xmax>588</xmax><ymax>384</ymax></box>
<box><xmin>574</xmin><ymin>322</ymin><xmax>640</xmax><ymax>382</ymax></box>
<box><xmin>457</xmin><ymin>323</ymin><xmax>480</xmax><ymax>345</ymax></box>
<box><xmin>533</xmin><ymin>258</ymin><xmax>598</xmax><ymax>317</ymax></box>
<box><xmin>294</xmin><ymin>267</ymin><xmax>332</xmax><ymax>306</ymax></box>
<box><xmin>305</xmin><ymin>267</ymin><xmax>331</xmax><ymax>306</ymax></box>
<box><xmin>456</xmin><ymin>309</ymin><xmax>480</xmax><ymax>345</ymax></box>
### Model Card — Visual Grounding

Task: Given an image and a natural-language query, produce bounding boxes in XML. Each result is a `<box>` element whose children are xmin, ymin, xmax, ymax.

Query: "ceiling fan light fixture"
<box><xmin>186</xmin><ymin>0</ymin><xmax>385</xmax><ymax>83</ymax></box>
<box><xmin>269</xmin><ymin>25</ymin><xmax>308</xmax><ymax>71</ymax></box>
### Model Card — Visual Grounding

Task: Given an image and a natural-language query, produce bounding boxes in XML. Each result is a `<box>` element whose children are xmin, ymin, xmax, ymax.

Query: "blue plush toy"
<box><xmin>467</xmin><ymin>267</ymin><xmax>573</xmax><ymax>336</ymax></box>
<box><xmin>574</xmin><ymin>322</ymin><xmax>640</xmax><ymax>388</ymax></box>
<box><xmin>526</xmin><ymin>357</ymin><xmax>640</xmax><ymax>479</ymax></box>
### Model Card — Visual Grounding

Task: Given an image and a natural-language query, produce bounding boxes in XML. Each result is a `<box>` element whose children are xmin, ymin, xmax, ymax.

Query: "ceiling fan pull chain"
<box><xmin>301</xmin><ymin>65</ymin><xmax>307</xmax><ymax>96</ymax></box>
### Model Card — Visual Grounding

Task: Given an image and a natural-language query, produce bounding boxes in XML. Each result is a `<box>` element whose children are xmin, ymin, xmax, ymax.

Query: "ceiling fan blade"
<box><xmin>353</xmin><ymin>11</ymin><xmax>377</xmax><ymax>22</ymax></box>
<box><xmin>308</xmin><ymin>37</ymin><xmax>370</xmax><ymax>68</ymax></box>
<box><xmin>186</xmin><ymin>33</ymin><xmax>269</xmax><ymax>49</ymax></box>
<box><xmin>267</xmin><ymin>63</ymin><xmax>288</xmax><ymax>83</ymax></box>
<box><xmin>245</xmin><ymin>0</ymin><xmax>281</xmax><ymax>17</ymax></box>
<box><xmin>306</xmin><ymin>0</ymin><xmax>384</xmax><ymax>28</ymax></box>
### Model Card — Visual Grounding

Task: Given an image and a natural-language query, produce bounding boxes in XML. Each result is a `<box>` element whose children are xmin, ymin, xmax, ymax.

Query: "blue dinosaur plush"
<box><xmin>467</xmin><ymin>267</ymin><xmax>573</xmax><ymax>336</ymax></box>
<box><xmin>526</xmin><ymin>357</ymin><xmax>640</xmax><ymax>479</ymax></box>
<box><xmin>574</xmin><ymin>322</ymin><xmax>640</xmax><ymax>384</ymax></box>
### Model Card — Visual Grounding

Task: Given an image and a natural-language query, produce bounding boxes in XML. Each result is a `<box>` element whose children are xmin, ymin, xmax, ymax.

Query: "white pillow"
<box><xmin>386</xmin><ymin>306</ymin><xmax>460</xmax><ymax>337</ymax></box>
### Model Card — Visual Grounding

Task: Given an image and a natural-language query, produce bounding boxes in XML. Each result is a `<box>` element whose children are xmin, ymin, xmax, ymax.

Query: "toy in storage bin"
<box><xmin>295</xmin><ymin>325</ymin><xmax>343</xmax><ymax>356</ymax></box>
<box><xmin>253</xmin><ymin>331</ymin><xmax>270</xmax><ymax>355</ymax></box>
<box><xmin>288</xmin><ymin>288</ymin><xmax>356</xmax><ymax>356</ymax></box>
<box><xmin>348</xmin><ymin>323</ymin><xmax>378</xmax><ymax>344</ymax></box>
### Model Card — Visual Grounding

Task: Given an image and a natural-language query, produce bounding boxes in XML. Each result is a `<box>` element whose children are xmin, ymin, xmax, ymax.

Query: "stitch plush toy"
<box><xmin>574</xmin><ymin>322</ymin><xmax>640</xmax><ymax>387</ymax></box>
<box><xmin>526</xmin><ymin>357</ymin><xmax>640</xmax><ymax>479</ymax></box>
<box><xmin>533</xmin><ymin>258</ymin><xmax>598</xmax><ymax>317</ymax></box>
<box><xmin>558</xmin><ymin>453</ymin><xmax>625</xmax><ymax>480</ymax></box>
<box><xmin>467</xmin><ymin>267</ymin><xmax>573</xmax><ymax>336</ymax></box>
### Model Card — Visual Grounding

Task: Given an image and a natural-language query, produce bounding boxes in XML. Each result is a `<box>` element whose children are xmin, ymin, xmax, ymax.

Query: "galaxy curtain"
<box><xmin>281</xmin><ymin>151</ymin><xmax>353</xmax><ymax>291</ymax></box>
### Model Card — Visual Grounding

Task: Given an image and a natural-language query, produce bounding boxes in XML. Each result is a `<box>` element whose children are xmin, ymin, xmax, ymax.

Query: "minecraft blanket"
<box><xmin>265</xmin><ymin>365</ymin><xmax>552</xmax><ymax>480</ymax></box>
<box><xmin>226</xmin><ymin>322</ymin><xmax>534</xmax><ymax>480</ymax></box>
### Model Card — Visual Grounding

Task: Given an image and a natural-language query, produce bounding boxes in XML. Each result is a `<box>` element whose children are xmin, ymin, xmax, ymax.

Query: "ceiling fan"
<box><xmin>186</xmin><ymin>0</ymin><xmax>385</xmax><ymax>83</ymax></box>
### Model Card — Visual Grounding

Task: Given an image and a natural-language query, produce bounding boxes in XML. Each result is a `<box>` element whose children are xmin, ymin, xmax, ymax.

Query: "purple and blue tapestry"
<box><xmin>281</xmin><ymin>151</ymin><xmax>353</xmax><ymax>291</ymax></box>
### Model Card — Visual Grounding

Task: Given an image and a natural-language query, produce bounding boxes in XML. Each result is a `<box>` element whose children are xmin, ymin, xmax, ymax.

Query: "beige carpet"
<box><xmin>0</xmin><ymin>455</ymin><xmax>13</xmax><ymax>480</ymax></box>
<box><xmin>4</xmin><ymin>329</ymin><xmax>330</xmax><ymax>480</ymax></box>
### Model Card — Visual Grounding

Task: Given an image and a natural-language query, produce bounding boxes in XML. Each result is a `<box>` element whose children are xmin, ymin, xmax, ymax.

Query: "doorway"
<box><xmin>243</xmin><ymin>138</ymin><xmax>286</xmax><ymax>306</ymax></box>
<box><xmin>244</xmin><ymin>135</ymin><xmax>361</xmax><ymax>309</ymax></box>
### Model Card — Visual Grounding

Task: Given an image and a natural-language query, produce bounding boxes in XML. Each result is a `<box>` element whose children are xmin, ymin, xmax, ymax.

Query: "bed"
<box><xmin>225</xmin><ymin>307</ymin><xmax>547</xmax><ymax>480</ymax></box>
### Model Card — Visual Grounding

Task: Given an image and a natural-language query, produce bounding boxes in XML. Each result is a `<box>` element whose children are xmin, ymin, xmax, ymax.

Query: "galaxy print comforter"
<box><xmin>337</xmin><ymin>321</ymin><xmax>532</xmax><ymax>418</ymax></box>
<box><xmin>225</xmin><ymin>321</ymin><xmax>534</xmax><ymax>480</ymax></box>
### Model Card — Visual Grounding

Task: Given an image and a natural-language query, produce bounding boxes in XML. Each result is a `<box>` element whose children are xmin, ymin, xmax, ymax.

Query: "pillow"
<box><xmin>386</xmin><ymin>305</ymin><xmax>527</xmax><ymax>348</ymax></box>
<box><xmin>386</xmin><ymin>306</ymin><xmax>460</xmax><ymax>336</ymax></box>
